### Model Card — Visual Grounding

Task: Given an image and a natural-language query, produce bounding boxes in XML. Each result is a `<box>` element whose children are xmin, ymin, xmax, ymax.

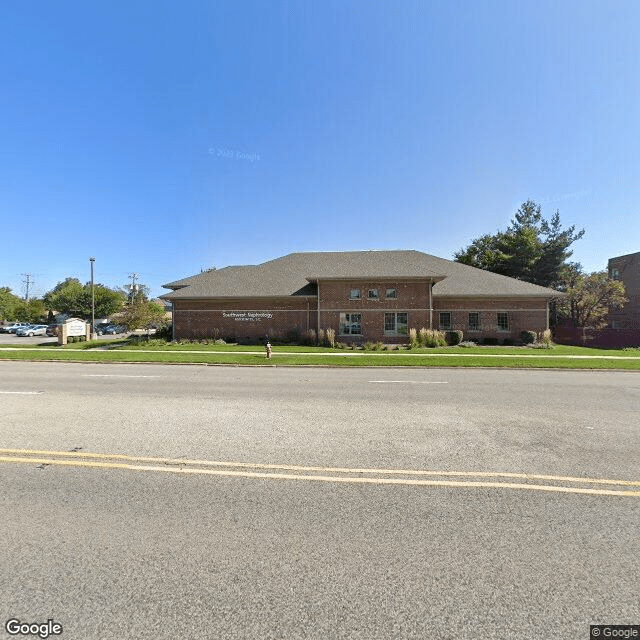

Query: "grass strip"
<box><xmin>1</xmin><ymin>348</ymin><xmax>640</xmax><ymax>369</ymax></box>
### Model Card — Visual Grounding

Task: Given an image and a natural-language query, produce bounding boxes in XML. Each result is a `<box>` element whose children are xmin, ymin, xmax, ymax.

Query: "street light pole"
<box><xmin>90</xmin><ymin>257</ymin><xmax>96</xmax><ymax>339</ymax></box>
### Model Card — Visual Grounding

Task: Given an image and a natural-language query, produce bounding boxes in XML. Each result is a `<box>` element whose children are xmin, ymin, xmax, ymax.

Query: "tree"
<box><xmin>119</xmin><ymin>293</ymin><xmax>166</xmax><ymax>332</ymax></box>
<box><xmin>14</xmin><ymin>299</ymin><xmax>47</xmax><ymax>323</ymax></box>
<box><xmin>556</xmin><ymin>267</ymin><xmax>627</xmax><ymax>329</ymax></box>
<box><xmin>455</xmin><ymin>200</ymin><xmax>585</xmax><ymax>288</ymax></box>
<box><xmin>44</xmin><ymin>278</ymin><xmax>125</xmax><ymax>319</ymax></box>
<box><xmin>0</xmin><ymin>287</ymin><xmax>22</xmax><ymax>321</ymax></box>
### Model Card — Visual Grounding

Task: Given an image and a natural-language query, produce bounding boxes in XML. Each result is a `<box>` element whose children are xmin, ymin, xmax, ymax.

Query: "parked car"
<box><xmin>94</xmin><ymin>322</ymin><xmax>112</xmax><ymax>335</ymax></box>
<box><xmin>16</xmin><ymin>324</ymin><xmax>48</xmax><ymax>337</ymax></box>
<box><xmin>102</xmin><ymin>324</ymin><xmax>125</xmax><ymax>335</ymax></box>
<box><xmin>5</xmin><ymin>322</ymin><xmax>31</xmax><ymax>334</ymax></box>
<box><xmin>46</xmin><ymin>324</ymin><xmax>59</xmax><ymax>337</ymax></box>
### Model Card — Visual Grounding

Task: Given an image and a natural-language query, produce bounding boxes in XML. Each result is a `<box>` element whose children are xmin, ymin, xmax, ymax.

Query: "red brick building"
<box><xmin>608</xmin><ymin>252</ymin><xmax>640</xmax><ymax>331</ymax></box>
<box><xmin>161</xmin><ymin>251</ymin><xmax>561</xmax><ymax>342</ymax></box>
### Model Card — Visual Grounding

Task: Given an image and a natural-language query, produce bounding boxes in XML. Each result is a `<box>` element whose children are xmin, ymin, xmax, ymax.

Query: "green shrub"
<box><xmin>539</xmin><ymin>329</ymin><xmax>553</xmax><ymax>346</ymax></box>
<box><xmin>446</xmin><ymin>330</ymin><xmax>463</xmax><ymax>345</ymax></box>
<box><xmin>520</xmin><ymin>330</ymin><xmax>537</xmax><ymax>345</ymax></box>
<box><xmin>325</xmin><ymin>327</ymin><xmax>336</xmax><ymax>348</ymax></box>
<box><xmin>285</xmin><ymin>329</ymin><xmax>301</xmax><ymax>344</ymax></box>
<box><xmin>483</xmin><ymin>337</ymin><xmax>499</xmax><ymax>345</ymax></box>
<box><xmin>502</xmin><ymin>337</ymin><xmax>515</xmax><ymax>346</ymax></box>
<box><xmin>434</xmin><ymin>330</ymin><xmax>447</xmax><ymax>347</ymax></box>
<box><xmin>416</xmin><ymin>327</ymin><xmax>448</xmax><ymax>347</ymax></box>
<box><xmin>302</xmin><ymin>329</ymin><xmax>316</xmax><ymax>346</ymax></box>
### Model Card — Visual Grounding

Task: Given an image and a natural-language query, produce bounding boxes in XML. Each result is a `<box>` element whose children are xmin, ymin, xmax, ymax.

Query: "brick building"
<box><xmin>161</xmin><ymin>251</ymin><xmax>561</xmax><ymax>342</ymax></box>
<box><xmin>608</xmin><ymin>251</ymin><xmax>640</xmax><ymax>339</ymax></box>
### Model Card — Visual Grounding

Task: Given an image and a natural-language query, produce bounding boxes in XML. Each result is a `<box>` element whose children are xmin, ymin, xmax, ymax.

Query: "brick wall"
<box><xmin>317</xmin><ymin>280</ymin><xmax>432</xmax><ymax>342</ymax></box>
<box><xmin>609</xmin><ymin>253</ymin><xmax>640</xmax><ymax>331</ymax></box>
<box><xmin>433</xmin><ymin>297</ymin><xmax>549</xmax><ymax>341</ymax></box>
<box><xmin>171</xmin><ymin>288</ymin><xmax>551</xmax><ymax>343</ymax></box>
<box><xmin>173</xmin><ymin>298</ymin><xmax>316</xmax><ymax>340</ymax></box>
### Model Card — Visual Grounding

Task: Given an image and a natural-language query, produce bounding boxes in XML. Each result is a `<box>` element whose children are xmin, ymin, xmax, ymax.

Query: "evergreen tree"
<box><xmin>455</xmin><ymin>200</ymin><xmax>585</xmax><ymax>288</ymax></box>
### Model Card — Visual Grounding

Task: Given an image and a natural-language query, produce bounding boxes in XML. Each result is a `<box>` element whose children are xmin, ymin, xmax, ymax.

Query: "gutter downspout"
<box><xmin>546</xmin><ymin>299</ymin><xmax>549</xmax><ymax>330</ymax></box>
<box><xmin>172</xmin><ymin>301</ymin><xmax>175</xmax><ymax>341</ymax></box>
<box><xmin>306</xmin><ymin>299</ymin><xmax>310</xmax><ymax>331</ymax></box>
<box><xmin>429</xmin><ymin>281</ymin><xmax>433</xmax><ymax>329</ymax></box>
<box><xmin>317</xmin><ymin>281</ymin><xmax>321</xmax><ymax>337</ymax></box>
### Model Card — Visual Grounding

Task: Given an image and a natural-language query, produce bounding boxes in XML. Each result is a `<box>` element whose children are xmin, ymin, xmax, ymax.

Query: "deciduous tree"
<box><xmin>557</xmin><ymin>266</ymin><xmax>627</xmax><ymax>329</ymax></box>
<box><xmin>120</xmin><ymin>294</ymin><xmax>166</xmax><ymax>332</ymax></box>
<box><xmin>0</xmin><ymin>287</ymin><xmax>22</xmax><ymax>321</ymax></box>
<box><xmin>44</xmin><ymin>278</ymin><xmax>125</xmax><ymax>319</ymax></box>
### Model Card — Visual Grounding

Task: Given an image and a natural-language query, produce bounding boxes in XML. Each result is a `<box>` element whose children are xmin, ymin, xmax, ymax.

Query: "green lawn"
<box><xmin>1</xmin><ymin>339</ymin><xmax>639</xmax><ymax>368</ymax></box>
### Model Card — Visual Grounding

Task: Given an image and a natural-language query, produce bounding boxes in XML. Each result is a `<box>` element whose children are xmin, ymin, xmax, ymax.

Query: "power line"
<box><xmin>21</xmin><ymin>274</ymin><xmax>33</xmax><ymax>302</ymax></box>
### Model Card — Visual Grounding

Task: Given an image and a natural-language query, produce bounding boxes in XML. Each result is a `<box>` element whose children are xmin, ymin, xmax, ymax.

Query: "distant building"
<box><xmin>608</xmin><ymin>251</ymin><xmax>640</xmax><ymax>333</ymax></box>
<box><xmin>161</xmin><ymin>250</ymin><xmax>562</xmax><ymax>343</ymax></box>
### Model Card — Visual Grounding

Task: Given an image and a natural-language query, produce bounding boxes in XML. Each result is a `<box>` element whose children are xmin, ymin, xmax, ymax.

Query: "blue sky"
<box><xmin>2</xmin><ymin>0</ymin><xmax>639</xmax><ymax>299</ymax></box>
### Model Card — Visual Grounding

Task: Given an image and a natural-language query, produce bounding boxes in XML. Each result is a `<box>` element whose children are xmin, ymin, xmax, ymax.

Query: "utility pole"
<box><xmin>90</xmin><ymin>257</ymin><xmax>96</xmax><ymax>339</ymax></box>
<box><xmin>21</xmin><ymin>274</ymin><xmax>33</xmax><ymax>302</ymax></box>
<box><xmin>127</xmin><ymin>273</ymin><xmax>140</xmax><ymax>300</ymax></box>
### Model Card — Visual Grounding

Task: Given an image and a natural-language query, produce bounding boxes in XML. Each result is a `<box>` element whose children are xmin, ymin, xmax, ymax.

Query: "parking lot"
<box><xmin>0</xmin><ymin>331</ymin><xmax>122</xmax><ymax>345</ymax></box>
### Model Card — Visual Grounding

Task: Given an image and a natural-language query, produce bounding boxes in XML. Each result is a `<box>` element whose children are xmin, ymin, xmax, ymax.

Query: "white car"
<box><xmin>16</xmin><ymin>324</ymin><xmax>48</xmax><ymax>337</ymax></box>
<box><xmin>3</xmin><ymin>322</ymin><xmax>30</xmax><ymax>334</ymax></box>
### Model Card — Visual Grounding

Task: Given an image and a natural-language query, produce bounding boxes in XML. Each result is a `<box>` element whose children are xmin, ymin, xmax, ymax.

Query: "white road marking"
<box><xmin>82</xmin><ymin>374</ymin><xmax>161</xmax><ymax>378</ymax></box>
<box><xmin>369</xmin><ymin>380</ymin><xmax>449</xmax><ymax>384</ymax></box>
<box><xmin>0</xmin><ymin>391</ymin><xmax>44</xmax><ymax>395</ymax></box>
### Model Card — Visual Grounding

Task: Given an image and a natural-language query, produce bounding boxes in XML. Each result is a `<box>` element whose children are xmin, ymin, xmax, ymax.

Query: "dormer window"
<box><xmin>368</xmin><ymin>289</ymin><xmax>379</xmax><ymax>299</ymax></box>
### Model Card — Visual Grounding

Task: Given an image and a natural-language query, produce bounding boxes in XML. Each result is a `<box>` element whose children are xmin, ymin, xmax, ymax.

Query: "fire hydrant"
<box><xmin>265</xmin><ymin>340</ymin><xmax>272</xmax><ymax>359</ymax></box>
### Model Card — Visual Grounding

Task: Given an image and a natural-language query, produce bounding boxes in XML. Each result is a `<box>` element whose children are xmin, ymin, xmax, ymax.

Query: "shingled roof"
<box><xmin>161</xmin><ymin>250</ymin><xmax>562</xmax><ymax>299</ymax></box>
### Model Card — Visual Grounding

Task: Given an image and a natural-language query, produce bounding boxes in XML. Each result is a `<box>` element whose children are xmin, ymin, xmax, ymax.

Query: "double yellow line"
<box><xmin>1</xmin><ymin>448</ymin><xmax>639</xmax><ymax>497</ymax></box>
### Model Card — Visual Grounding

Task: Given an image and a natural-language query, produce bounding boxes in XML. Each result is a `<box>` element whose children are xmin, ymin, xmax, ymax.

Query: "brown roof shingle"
<box><xmin>161</xmin><ymin>250</ymin><xmax>562</xmax><ymax>299</ymax></box>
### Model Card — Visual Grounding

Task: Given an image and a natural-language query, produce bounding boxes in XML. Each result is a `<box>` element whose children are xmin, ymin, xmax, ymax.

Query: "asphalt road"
<box><xmin>1</xmin><ymin>362</ymin><xmax>639</xmax><ymax>639</ymax></box>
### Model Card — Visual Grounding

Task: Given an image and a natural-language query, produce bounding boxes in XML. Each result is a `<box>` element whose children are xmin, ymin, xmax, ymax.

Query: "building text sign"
<box><xmin>66</xmin><ymin>321</ymin><xmax>87</xmax><ymax>336</ymax></box>
<box><xmin>223</xmin><ymin>312</ymin><xmax>274</xmax><ymax>322</ymax></box>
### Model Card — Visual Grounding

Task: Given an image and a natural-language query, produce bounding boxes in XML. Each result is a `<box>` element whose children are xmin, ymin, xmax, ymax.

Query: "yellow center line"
<box><xmin>0</xmin><ymin>455</ymin><xmax>638</xmax><ymax>496</ymax></box>
<box><xmin>0</xmin><ymin>449</ymin><xmax>639</xmax><ymax>496</ymax></box>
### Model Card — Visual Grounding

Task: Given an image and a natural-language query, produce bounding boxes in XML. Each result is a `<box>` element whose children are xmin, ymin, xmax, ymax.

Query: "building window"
<box><xmin>384</xmin><ymin>312</ymin><xmax>408</xmax><ymax>336</ymax></box>
<box><xmin>350</xmin><ymin>289</ymin><xmax>361</xmax><ymax>300</ymax></box>
<box><xmin>468</xmin><ymin>312</ymin><xmax>480</xmax><ymax>332</ymax></box>
<box><xmin>611</xmin><ymin>320</ymin><xmax>621</xmax><ymax>329</ymax></box>
<box><xmin>385</xmin><ymin>288</ymin><xmax>397</xmax><ymax>299</ymax></box>
<box><xmin>368</xmin><ymin>289</ymin><xmax>379</xmax><ymax>299</ymax></box>
<box><xmin>439</xmin><ymin>312</ymin><xmax>451</xmax><ymax>330</ymax></box>
<box><xmin>497</xmin><ymin>312</ymin><xmax>509</xmax><ymax>331</ymax></box>
<box><xmin>611</xmin><ymin>268</ymin><xmax>620</xmax><ymax>280</ymax></box>
<box><xmin>339</xmin><ymin>313</ymin><xmax>361</xmax><ymax>335</ymax></box>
